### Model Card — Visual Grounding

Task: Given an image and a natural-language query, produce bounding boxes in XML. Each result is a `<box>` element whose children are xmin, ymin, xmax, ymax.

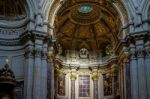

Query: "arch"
<box><xmin>141</xmin><ymin>0</ymin><xmax>150</xmax><ymax>19</ymax></box>
<box><xmin>0</xmin><ymin>0</ymin><xmax>31</xmax><ymax>28</ymax></box>
<box><xmin>26</xmin><ymin>0</ymin><xmax>36</xmax><ymax>20</ymax></box>
<box><xmin>141</xmin><ymin>0</ymin><xmax>150</xmax><ymax>31</ymax></box>
<box><xmin>46</xmin><ymin>0</ymin><xmax>130</xmax><ymax>38</ymax></box>
<box><xmin>112</xmin><ymin>0</ymin><xmax>129</xmax><ymax>26</ymax></box>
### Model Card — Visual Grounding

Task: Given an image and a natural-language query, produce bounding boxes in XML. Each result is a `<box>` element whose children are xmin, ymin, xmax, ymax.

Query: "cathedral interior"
<box><xmin>0</xmin><ymin>0</ymin><xmax>150</xmax><ymax>99</ymax></box>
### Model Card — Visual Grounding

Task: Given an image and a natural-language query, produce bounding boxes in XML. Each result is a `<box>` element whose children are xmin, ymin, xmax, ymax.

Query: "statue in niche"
<box><xmin>103</xmin><ymin>73</ymin><xmax>112</xmax><ymax>96</ymax></box>
<box><xmin>79</xmin><ymin>48</ymin><xmax>89</xmax><ymax>58</ymax></box>
<box><xmin>57</xmin><ymin>73</ymin><xmax>65</xmax><ymax>96</ymax></box>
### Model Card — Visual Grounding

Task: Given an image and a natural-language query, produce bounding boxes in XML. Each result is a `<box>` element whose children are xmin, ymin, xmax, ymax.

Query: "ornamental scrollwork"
<box><xmin>0</xmin><ymin>27</ymin><xmax>25</xmax><ymax>37</ymax></box>
<box><xmin>145</xmin><ymin>49</ymin><xmax>150</xmax><ymax>58</ymax></box>
<box><xmin>129</xmin><ymin>48</ymin><xmax>136</xmax><ymax>59</ymax></box>
<box><xmin>42</xmin><ymin>51</ymin><xmax>48</xmax><ymax>59</ymax></box>
<box><xmin>136</xmin><ymin>48</ymin><xmax>144</xmax><ymax>58</ymax></box>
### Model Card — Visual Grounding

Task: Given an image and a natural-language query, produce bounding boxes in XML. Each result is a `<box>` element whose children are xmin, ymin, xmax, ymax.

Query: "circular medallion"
<box><xmin>70</xmin><ymin>4</ymin><xmax>101</xmax><ymax>25</ymax></box>
<box><xmin>78</xmin><ymin>5</ymin><xmax>93</xmax><ymax>13</ymax></box>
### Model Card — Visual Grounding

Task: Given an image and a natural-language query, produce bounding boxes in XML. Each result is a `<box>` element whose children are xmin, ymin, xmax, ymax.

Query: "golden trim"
<box><xmin>70</xmin><ymin>74</ymin><xmax>77</xmax><ymax>80</ymax></box>
<box><xmin>92</xmin><ymin>75</ymin><xmax>99</xmax><ymax>80</ymax></box>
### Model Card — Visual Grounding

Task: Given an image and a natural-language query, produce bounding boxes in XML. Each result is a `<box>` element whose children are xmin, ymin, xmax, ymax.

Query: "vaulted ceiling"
<box><xmin>0</xmin><ymin>0</ymin><xmax>26</xmax><ymax>20</ymax></box>
<box><xmin>54</xmin><ymin>0</ymin><xmax>121</xmax><ymax>51</ymax></box>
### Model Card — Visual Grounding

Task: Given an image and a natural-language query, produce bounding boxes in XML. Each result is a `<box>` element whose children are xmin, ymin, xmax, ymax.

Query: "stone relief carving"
<box><xmin>0</xmin><ymin>27</ymin><xmax>26</xmax><ymax>38</ymax></box>
<box><xmin>24</xmin><ymin>47</ymin><xmax>34</xmax><ymax>58</ymax></box>
<box><xmin>128</xmin><ymin>35</ymin><xmax>150</xmax><ymax>59</ymax></box>
<box><xmin>35</xmin><ymin>48</ymin><xmax>43</xmax><ymax>57</ymax></box>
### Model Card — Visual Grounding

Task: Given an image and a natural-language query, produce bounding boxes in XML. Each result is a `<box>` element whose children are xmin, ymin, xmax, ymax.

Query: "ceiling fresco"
<box><xmin>54</xmin><ymin>0</ymin><xmax>121</xmax><ymax>51</ymax></box>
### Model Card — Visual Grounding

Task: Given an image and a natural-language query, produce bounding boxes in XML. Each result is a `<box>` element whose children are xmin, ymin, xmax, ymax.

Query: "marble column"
<box><xmin>92</xmin><ymin>75</ymin><xmax>99</xmax><ymax>99</ymax></box>
<box><xmin>41</xmin><ymin>43</ymin><xmax>48</xmax><ymax>99</ymax></box>
<box><xmin>136</xmin><ymin>39</ymin><xmax>147</xmax><ymax>99</ymax></box>
<box><xmin>47</xmin><ymin>61</ymin><xmax>54</xmax><ymax>99</ymax></box>
<box><xmin>24</xmin><ymin>41</ymin><xmax>34</xmax><ymax>99</ymax></box>
<box><xmin>111</xmin><ymin>64</ymin><xmax>118</xmax><ymax>99</ymax></box>
<box><xmin>70</xmin><ymin>75</ymin><xmax>76</xmax><ymax>99</ymax></box>
<box><xmin>145</xmin><ymin>40</ymin><xmax>150</xmax><ymax>99</ymax></box>
<box><xmin>125</xmin><ymin>61</ymin><xmax>131</xmax><ymax>99</ymax></box>
<box><xmin>129</xmin><ymin>43</ymin><xmax>139</xmax><ymax>99</ymax></box>
<box><xmin>48</xmin><ymin>47</ymin><xmax>55</xmax><ymax>99</ymax></box>
<box><xmin>33</xmin><ymin>39</ymin><xmax>42</xmax><ymax>99</ymax></box>
<box><xmin>119</xmin><ymin>65</ymin><xmax>123</xmax><ymax>99</ymax></box>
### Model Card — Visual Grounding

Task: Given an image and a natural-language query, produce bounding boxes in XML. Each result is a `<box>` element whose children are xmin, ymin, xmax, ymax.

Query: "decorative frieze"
<box><xmin>0</xmin><ymin>27</ymin><xmax>26</xmax><ymax>37</ymax></box>
<box><xmin>129</xmin><ymin>46</ymin><xmax>150</xmax><ymax>58</ymax></box>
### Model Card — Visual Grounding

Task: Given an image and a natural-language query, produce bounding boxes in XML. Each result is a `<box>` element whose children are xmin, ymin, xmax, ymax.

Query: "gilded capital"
<box><xmin>92</xmin><ymin>75</ymin><xmax>99</xmax><ymax>80</ymax></box>
<box><xmin>70</xmin><ymin>74</ymin><xmax>77</xmax><ymax>80</ymax></box>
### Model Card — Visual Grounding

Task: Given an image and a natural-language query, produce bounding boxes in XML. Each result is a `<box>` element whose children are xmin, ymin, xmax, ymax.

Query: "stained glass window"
<box><xmin>78</xmin><ymin>5</ymin><xmax>93</xmax><ymax>13</ymax></box>
<box><xmin>79</xmin><ymin>75</ymin><xmax>90</xmax><ymax>97</ymax></box>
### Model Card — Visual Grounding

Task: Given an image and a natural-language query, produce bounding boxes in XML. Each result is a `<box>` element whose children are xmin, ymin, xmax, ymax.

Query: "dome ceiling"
<box><xmin>54</xmin><ymin>0</ymin><xmax>121</xmax><ymax>51</ymax></box>
<box><xmin>0</xmin><ymin>0</ymin><xmax>26</xmax><ymax>20</ymax></box>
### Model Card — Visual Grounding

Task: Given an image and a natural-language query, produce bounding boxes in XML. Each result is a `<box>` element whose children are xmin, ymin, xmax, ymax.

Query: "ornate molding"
<box><xmin>24</xmin><ymin>46</ymin><xmax>34</xmax><ymax>58</ymax></box>
<box><xmin>42</xmin><ymin>49</ymin><xmax>48</xmax><ymax>59</ymax></box>
<box><xmin>136</xmin><ymin>48</ymin><xmax>145</xmax><ymax>58</ymax></box>
<box><xmin>34</xmin><ymin>48</ymin><xmax>43</xmax><ymax>57</ymax></box>
<box><xmin>0</xmin><ymin>27</ymin><xmax>26</xmax><ymax>37</ymax></box>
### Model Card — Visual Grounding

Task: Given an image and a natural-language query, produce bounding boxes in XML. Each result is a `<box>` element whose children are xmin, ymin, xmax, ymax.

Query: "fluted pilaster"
<box><xmin>24</xmin><ymin>40</ymin><xmax>34</xmax><ymax>99</ymax></box>
<box><xmin>92</xmin><ymin>75</ymin><xmax>99</xmax><ymax>99</ymax></box>
<box><xmin>70</xmin><ymin>75</ymin><xmax>76</xmax><ymax>99</ymax></box>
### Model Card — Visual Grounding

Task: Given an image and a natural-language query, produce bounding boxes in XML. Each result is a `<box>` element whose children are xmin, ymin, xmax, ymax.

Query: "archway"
<box><xmin>47</xmin><ymin>0</ymin><xmax>129</xmax><ymax>99</ymax></box>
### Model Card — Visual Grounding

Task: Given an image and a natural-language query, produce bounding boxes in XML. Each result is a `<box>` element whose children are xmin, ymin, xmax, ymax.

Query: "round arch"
<box><xmin>141</xmin><ymin>0</ymin><xmax>150</xmax><ymax>30</ymax></box>
<box><xmin>26</xmin><ymin>0</ymin><xmax>36</xmax><ymax>20</ymax></box>
<box><xmin>46</xmin><ymin>0</ymin><xmax>130</xmax><ymax>38</ymax></box>
<box><xmin>0</xmin><ymin>0</ymin><xmax>32</xmax><ymax>28</ymax></box>
<box><xmin>141</xmin><ymin>0</ymin><xmax>150</xmax><ymax>19</ymax></box>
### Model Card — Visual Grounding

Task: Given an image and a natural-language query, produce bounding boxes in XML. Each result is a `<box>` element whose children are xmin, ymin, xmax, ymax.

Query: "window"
<box><xmin>79</xmin><ymin>75</ymin><xmax>90</xmax><ymax>97</ymax></box>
